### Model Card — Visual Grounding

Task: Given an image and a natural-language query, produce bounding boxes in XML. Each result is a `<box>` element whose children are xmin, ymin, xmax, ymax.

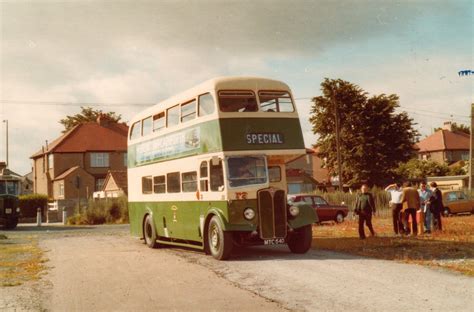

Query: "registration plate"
<box><xmin>264</xmin><ymin>238</ymin><xmax>285</xmax><ymax>245</ymax></box>
<box><xmin>5</xmin><ymin>208</ymin><xmax>12</xmax><ymax>214</ymax></box>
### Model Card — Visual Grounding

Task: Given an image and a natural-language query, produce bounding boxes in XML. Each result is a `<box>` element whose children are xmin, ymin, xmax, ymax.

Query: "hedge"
<box><xmin>18</xmin><ymin>194</ymin><xmax>49</xmax><ymax>218</ymax></box>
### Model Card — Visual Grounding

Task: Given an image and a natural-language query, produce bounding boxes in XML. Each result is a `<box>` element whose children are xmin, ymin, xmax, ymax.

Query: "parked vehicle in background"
<box><xmin>0</xmin><ymin>168</ymin><xmax>21</xmax><ymax>229</ymax></box>
<box><xmin>442</xmin><ymin>190</ymin><xmax>474</xmax><ymax>216</ymax></box>
<box><xmin>288</xmin><ymin>194</ymin><xmax>349</xmax><ymax>223</ymax></box>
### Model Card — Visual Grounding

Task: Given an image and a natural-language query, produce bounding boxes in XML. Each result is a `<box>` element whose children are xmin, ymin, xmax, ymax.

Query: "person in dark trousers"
<box><xmin>354</xmin><ymin>184</ymin><xmax>376</xmax><ymax>239</ymax></box>
<box><xmin>401</xmin><ymin>181</ymin><xmax>420</xmax><ymax>235</ymax></box>
<box><xmin>385</xmin><ymin>182</ymin><xmax>404</xmax><ymax>235</ymax></box>
<box><xmin>429</xmin><ymin>182</ymin><xmax>443</xmax><ymax>231</ymax></box>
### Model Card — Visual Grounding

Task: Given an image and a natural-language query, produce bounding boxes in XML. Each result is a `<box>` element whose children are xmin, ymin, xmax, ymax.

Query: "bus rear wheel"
<box><xmin>143</xmin><ymin>215</ymin><xmax>159</xmax><ymax>249</ymax></box>
<box><xmin>207</xmin><ymin>216</ymin><xmax>233</xmax><ymax>260</ymax></box>
<box><xmin>287</xmin><ymin>224</ymin><xmax>313</xmax><ymax>254</ymax></box>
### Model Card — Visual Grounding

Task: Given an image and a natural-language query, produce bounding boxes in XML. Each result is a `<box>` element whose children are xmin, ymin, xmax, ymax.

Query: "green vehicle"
<box><xmin>128</xmin><ymin>77</ymin><xmax>317</xmax><ymax>260</ymax></box>
<box><xmin>0</xmin><ymin>168</ymin><xmax>21</xmax><ymax>229</ymax></box>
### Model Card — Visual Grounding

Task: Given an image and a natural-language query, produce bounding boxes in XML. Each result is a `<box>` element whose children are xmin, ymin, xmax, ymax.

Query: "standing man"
<box><xmin>419</xmin><ymin>182</ymin><xmax>433</xmax><ymax>234</ymax></box>
<box><xmin>354</xmin><ymin>184</ymin><xmax>376</xmax><ymax>239</ymax></box>
<box><xmin>385</xmin><ymin>183</ymin><xmax>404</xmax><ymax>235</ymax></box>
<box><xmin>401</xmin><ymin>181</ymin><xmax>420</xmax><ymax>236</ymax></box>
<box><xmin>429</xmin><ymin>182</ymin><xmax>443</xmax><ymax>231</ymax></box>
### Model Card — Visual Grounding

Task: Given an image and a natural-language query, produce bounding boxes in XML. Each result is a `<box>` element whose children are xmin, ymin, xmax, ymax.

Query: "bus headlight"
<box><xmin>289</xmin><ymin>205</ymin><xmax>300</xmax><ymax>217</ymax></box>
<box><xmin>243</xmin><ymin>208</ymin><xmax>255</xmax><ymax>220</ymax></box>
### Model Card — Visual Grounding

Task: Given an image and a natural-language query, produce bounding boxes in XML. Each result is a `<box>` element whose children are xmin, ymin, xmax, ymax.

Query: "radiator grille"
<box><xmin>257</xmin><ymin>188</ymin><xmax>287</xmax><ymax>239</ymax></box>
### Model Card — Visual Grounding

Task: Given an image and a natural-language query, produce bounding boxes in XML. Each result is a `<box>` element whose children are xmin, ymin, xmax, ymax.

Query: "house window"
<box><xmin>142</xmin><ymin>176</ymin><xmax>152</xmax><ymax>194</ymax></box>
<box><xmin>95</xmin><ymin>178</ymin><xmax>105</xmax><ymax>191</ymax></box>
<box><xmin>59</xmin><ymin>182</ymin><xmax>64</xmax><ymax>196</ymax></box>
<box><xmin>153</xmin><ymin>175</ymin><xmax>166</xmax><ymax>194</ymax></box>
<box><xmin>48</xmin><ymin>154</ymin><xmax>54</xmax><ymax>169</ymax></box>
<box><xmin>182</xmin><ymin>171</ymin><xmax>197</xmax><ymax>192</ymax></box>
<box><xmin>91</xmin><ymin>153</ymin><xmax>109</xmax><ymax>167</ymax></box>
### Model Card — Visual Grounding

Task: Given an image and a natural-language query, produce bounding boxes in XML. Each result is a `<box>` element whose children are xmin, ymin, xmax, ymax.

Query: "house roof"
<box><xmin>53</xmin><ymin>166</ymin><xmax>81</xmax><ymax>181</ymax></box>
<box><xmin>102</xmin><ymin>170</ymin><xmax>128</xmax><ymax>191</ymax></box>
<box><xmin>31</xmin><ymin>121</ymin><xmax>128</xmax><ymax>158</ymax></box>
<box><xmin>417</xmin><ymin>130</ymin><xmax>470</xmax><ymax>153</ymax></box>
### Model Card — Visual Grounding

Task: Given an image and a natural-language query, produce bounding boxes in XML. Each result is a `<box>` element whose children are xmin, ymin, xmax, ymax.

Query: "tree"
<box><xmin>309</xmin><ymin>78</ymin><xmax>419</xmax><ymax>186</ymax></box>
<box><xmin>59</xmin><ymin>106</ymin><xmax>122</xmax><ymax>132</ymax></box>
<box><xmin>434</xmin><ymin>122</ymin><xmax>470</xmax><ymax>135</ymax></box>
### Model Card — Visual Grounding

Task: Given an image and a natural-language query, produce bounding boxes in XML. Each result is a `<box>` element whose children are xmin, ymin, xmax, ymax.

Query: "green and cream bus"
<box><xmin>128</xmin><ymin>76</ymin><xmax>317</xmax><ymax>260</ymax></box>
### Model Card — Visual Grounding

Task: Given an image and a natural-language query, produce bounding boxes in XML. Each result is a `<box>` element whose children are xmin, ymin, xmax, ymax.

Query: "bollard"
<box><xmin>36</xmin><ymin>208</ymin><xmax>42</xmax><ymax>227</ymax></box>
<box><xmin>62</xmin><ymin>210</ymin><xmax>67</xmax><ymax>225</ymax></box>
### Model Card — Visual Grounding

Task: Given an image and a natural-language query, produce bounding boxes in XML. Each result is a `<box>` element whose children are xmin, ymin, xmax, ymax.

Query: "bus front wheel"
<box><xmin>287</xmin><ymin>224</ymin><xmax>313</xmax><ymax>254</ymax></box>
<box><xmin>143</xmin><ymin>215</ymin><xmax>159</xmax><ymax>249</ymax></box>
<box><xmin>207</xmin><ymin>216</ymin><xmax>233</xmax><ymax>260</ymax></box>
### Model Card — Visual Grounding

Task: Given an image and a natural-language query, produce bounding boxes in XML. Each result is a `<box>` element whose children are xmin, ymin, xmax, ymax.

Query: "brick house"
<box><xmin>30</xmin><ymin>116</ymin><xmax>128</xmax><ymax>209</ymax></box>
<box><xmin>417</xmin><ymin>122</ymin><xmax>470</xmax><ymax>164</ymax></box>
<box><xmin>102</xmin><ymin>170</ymin><xmax>128</xmax><ymax>198</ymax></box>
<box><xmin>286</xmin><ymin>148</ymin><xmax>331</xmax><ymax>193</ymax></box>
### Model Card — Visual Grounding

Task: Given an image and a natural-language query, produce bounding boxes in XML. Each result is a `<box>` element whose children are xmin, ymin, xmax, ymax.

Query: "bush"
<box><xmin>19</xmin><ymin>194</ymin><xmax>49</xmax><ymax>218</ymax></box>
<box><xmin>67</xmin><ymin>196</ymin><xmax>128</xmax><ymax>225</ymax></box>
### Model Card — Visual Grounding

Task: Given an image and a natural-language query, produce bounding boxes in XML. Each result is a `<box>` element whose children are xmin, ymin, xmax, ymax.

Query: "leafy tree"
<box><xmin>59</xmin><ymin>106</ymin><xmax>122</xmax><ymax>132</ymax></box>
<box><xmin>395</xmin><ymin>159</ymin><xmax>450</xmax><ymax>180</ymax></box>
<box><xmin>310</xmin><ymin>78</ymin><xmax>419</xmax><ymax>186</ymax></box>
<box><xmin>434</xmin><ymin>122</ymin><xmax>470</xmax><ymax>135</ymax></box>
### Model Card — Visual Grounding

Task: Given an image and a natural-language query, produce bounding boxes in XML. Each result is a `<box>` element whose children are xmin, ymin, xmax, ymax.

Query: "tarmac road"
<box><xmin>2</xmin><ymin>224</ymin><xmax>473</xmax><ymax>311</ymax></box>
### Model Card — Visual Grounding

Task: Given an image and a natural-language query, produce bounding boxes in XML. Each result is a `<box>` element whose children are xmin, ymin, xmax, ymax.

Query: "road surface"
<box><xmin>1</xmin><ymin>224</ymin><xmax>473</xmax><ymax>311</ymax></box>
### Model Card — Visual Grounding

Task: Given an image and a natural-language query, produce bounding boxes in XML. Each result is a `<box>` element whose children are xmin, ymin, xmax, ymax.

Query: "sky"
<box><xmin>1</xmin><ymin>0</ymin><xmax>473</xmax><ymax>175</ymax></box>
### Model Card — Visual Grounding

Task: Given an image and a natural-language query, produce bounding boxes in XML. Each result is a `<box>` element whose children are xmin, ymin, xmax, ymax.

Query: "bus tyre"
<box><xmin>144</xmin><ymin>215</ymin><xmax>159</xmax><ymax>249</ymax></box>
<box><xmin>287</xmin><ymin>224</ymin><xmax>312</xmax><ymax>254</ymax></box>
<box><xmin>207</xmin><ymin>216</ymin><xmax>233</xmax><ymax>260</ymax></box>
<box><xmin>4</xmin><ymin>218</ymin><xmax>18</xmax><ymax>230</ymax></box>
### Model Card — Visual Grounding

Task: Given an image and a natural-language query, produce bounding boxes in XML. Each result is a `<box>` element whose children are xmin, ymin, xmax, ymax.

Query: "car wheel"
<box><xmin>287</xmin><ymin>224</ymin><xmax>312</xmax><ymax>254</ymax></box>
<box><xmin>443</xmin><ymin>207</ymin><xmax>450</xmax><ymax>217</ymax></box>
<box><xmin>335</xmin><ymin>212</ymin><xmax>344</xmax><ymax>223</ymax></box>
<box><xmin>143</xmin><ymin>215</ymin><xmax>159</xmax><ymax>248</ymax></box>
<box><xmin>207</xmin><ymin>216</ymin><xmax>233</xmax><ymax>260</ymax></box>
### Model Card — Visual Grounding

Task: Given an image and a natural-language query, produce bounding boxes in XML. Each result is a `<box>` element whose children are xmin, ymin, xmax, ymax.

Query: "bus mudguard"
<box><xmin>288</xmin><ymin>204</ymin><xmax>318</xmax><ymax>229</ymax></box>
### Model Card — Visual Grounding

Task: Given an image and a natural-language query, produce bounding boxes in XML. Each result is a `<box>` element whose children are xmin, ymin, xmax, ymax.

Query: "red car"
<box><xmin>287</xmin><ymin>194</ymin><xmax>349</xmax><ymax>223</ymax></box>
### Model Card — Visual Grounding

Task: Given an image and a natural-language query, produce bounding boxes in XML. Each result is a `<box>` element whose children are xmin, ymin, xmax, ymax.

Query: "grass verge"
<box><xmin>312</xmin><ymin>214</ymin><xmax>474</xmax><ymax>276</ymax></box>
<box><xmin>0</xmin><ymin>234</ymin><xmax>47</xmax><ymax>287</ymax></box>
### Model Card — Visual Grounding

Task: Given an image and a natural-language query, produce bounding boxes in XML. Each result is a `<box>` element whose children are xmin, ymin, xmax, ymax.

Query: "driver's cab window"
<box><xmin>200</xmin><ymin>161</ymin><xmax>209</xmax><ymax>192</ymax></box>
<box><xmin>210</xmin><ymin>159</ymin><xmax>224</xmax><ymax>191</ymax></box>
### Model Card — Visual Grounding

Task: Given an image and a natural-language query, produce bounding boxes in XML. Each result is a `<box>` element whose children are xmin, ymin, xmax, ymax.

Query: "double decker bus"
<box><xmin>128</xmin><ymin>77</ymin><xmax>316</xmax><ymax>260</ymax></box>
<box><xmin>0</xmin><ymin>168</ymin><xmax>21</xmax><ymax>229</ymax></box>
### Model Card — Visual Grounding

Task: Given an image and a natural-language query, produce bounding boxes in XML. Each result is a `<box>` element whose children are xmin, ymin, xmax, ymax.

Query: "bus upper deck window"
<box><xmin>218</xmin><ymin>91</ymin><xmax>257</xmax><ymax>112</ymax></box>
<box><xmin>258</xmin><ymin>91</ymin><xmax>295</xmax><ymax>112</ymax></box>
<box><xmin>181</xmin><ymin>100</ymin><xmax>197</xmax><ymax>122</ymax></box>
<box><xmin>142</xmin><ymin>116</ymin><xmax>152</xmax><ymax>136</ymax></box>
<box><xmin>199</xmin><ymin>93</ymin><xmax>215</xmax><ymax>116</ymax></box>
<box><xmin>167</xmin><ymin>105</ymin><xmax>180</xmax><ymax>127</ymax></box>
<box><xmin>130</xmin><ymin>121</ymin><xmax>141</xmax><ymax>140</ymax></box>
<box><xmin>153</xmin><ymin>112</ymin><xmax>165</xmax><ymax>132</ymax></box>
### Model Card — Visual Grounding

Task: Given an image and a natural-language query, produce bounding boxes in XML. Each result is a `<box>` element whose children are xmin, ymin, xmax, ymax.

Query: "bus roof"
<box><xmin>131</xmin><ymin>76</ymin><xmax>291</xmax><ymax>123</ymax></box>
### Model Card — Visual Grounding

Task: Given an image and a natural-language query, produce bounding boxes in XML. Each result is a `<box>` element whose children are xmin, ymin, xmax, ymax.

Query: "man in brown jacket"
<box><xmin>400</xmin><ymin>181</ymin><xmax>420</xmax><ymax>235</ymax></box>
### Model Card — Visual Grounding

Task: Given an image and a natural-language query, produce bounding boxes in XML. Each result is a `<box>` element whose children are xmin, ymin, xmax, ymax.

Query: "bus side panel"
<box><xmin>128</xmin><ymin>201</ymin><xmax>147</xmax><ymax>237</ymax></box>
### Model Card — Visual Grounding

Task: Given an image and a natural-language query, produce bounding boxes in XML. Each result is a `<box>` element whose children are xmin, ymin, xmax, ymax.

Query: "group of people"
<box><xmin>386</xmin><ymin>181</ymin><xmax>443</xmax><ymax>236</ymax></box>
<box><xmin>353</xmin><ymin>181</ymin><xmax>444</xmax><ymax>239</ymax></box>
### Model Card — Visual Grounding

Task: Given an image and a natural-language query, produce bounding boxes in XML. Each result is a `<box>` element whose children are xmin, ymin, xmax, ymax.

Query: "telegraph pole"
<box><xmin>332</xmin><ymin>84</ymin><xmax>343</xmax><ymax>191</ymax></box>
<box><xmin>2</xmin><ymin>120</ymin><xmax>8</xmax><ymax>168</ymax></box>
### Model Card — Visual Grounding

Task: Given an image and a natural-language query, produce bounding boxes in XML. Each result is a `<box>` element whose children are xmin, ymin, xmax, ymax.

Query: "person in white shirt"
<box><xmin>385</xmin><ymin>182</ymin><xmax>404</xmax><ymax>235</ymax></box>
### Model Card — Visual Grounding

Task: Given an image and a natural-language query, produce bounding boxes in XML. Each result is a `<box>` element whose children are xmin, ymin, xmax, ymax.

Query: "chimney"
<box><xmin>97</xmin><ymin>113</ymin><xmax>111</xmax><ymax>127</ymax></box>
<box><xmin>442</xmin><ymin>121</ymin><xmax>452</xmax><ymax>131</ymax></box>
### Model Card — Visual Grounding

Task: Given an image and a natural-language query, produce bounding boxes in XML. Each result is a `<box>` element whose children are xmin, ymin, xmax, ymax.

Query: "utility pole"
<box><xmin>332</xmin><ymin>84</ymin><xmax>343</xmax><ymax>191</ymax></box>
<box><xmin>469</xmin><ymin>103</ymin><xmax>473</xmax><ymax>191</ymax></box>
<box><xmin>2</xmin><ymin>120</ymin><xmax>8</xmax><ymax>168</ymax></box>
